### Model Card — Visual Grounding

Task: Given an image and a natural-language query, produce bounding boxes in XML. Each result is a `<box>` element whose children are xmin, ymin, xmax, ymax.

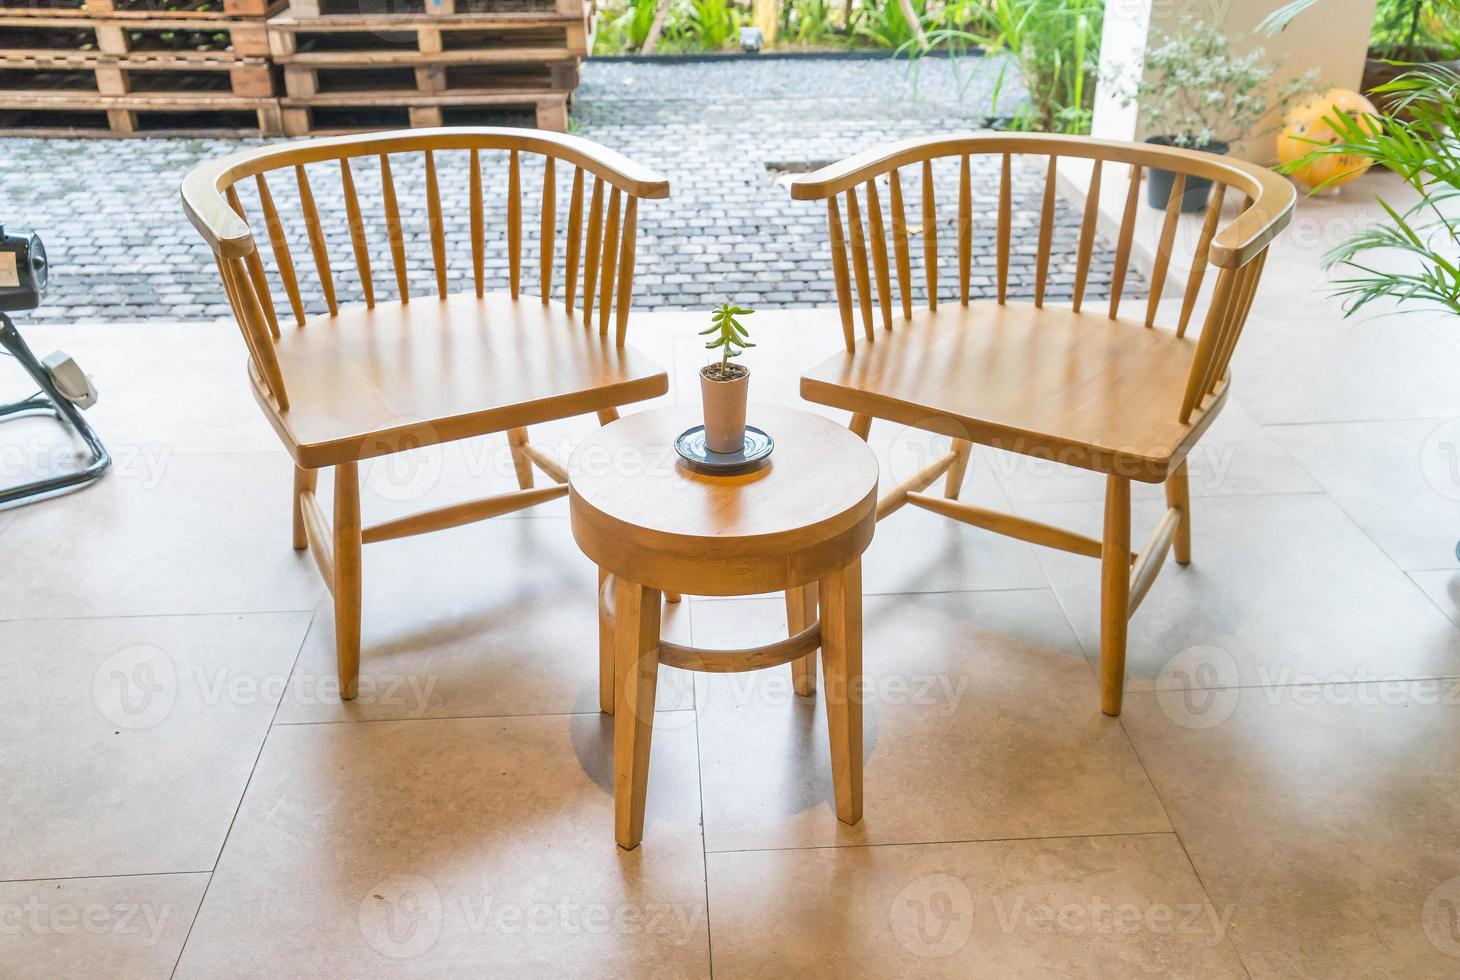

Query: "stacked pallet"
<box><xmin>0</xmin><ymin>0</ymin><xmax>286</xmax><ymax>136</ymax></box>
<box><xmin>267</xmin><ymin>0</ymin><xmax>591</xmax><ymax>134</ymax></box>
<box><xmin>0</xmin><ymin>0</ymin><xmax>590</xmax><ymax>136</ymax></box>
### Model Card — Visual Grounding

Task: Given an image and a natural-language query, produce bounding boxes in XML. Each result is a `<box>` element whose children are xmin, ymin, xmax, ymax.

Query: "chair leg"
<box><xmin>944</xmin><ymin>439</ymin><xmax>972</xmax><ymax>499</ymax></box>
<box><xmin>507</xmin><ymin>427</ymin><xmax>534</xmax><ymax>489</ymax></box>
<box><xmin>614</xmin><ymin>577</ymin><xmax>662</xmax><ymax>850</ymax></box>
<box><xmin>785</xmin><ymin>583</ymin><xmax>818</xmax><ymax>696</ymax></box>
<box><xmin>819</xmin><ymin>560</ymin><xmax>863</xmax><ymax>825</ymax></box>
<box><xmin>849</xmin><ymin>413</ymin><xmax>872</xmax><ymax>440</ymax></box>
<box><xmin>1165</xmin><ymin>460</ymin><xmax>1192</xmax><ymax>565</ymax></box>
<box><xmin>292</xmin><ymin>465</ymin><xmax>316</xmax><ymax>551</ymax></box>
<box><xmin>334</xmin><ymin>461</ymin><xmax>363</xmax><ymax>701</ymax></box>
<box><xmin>1100</xmin><ymin>475</ymin><xmax>1131</xmax><ymax>717</ymax></box>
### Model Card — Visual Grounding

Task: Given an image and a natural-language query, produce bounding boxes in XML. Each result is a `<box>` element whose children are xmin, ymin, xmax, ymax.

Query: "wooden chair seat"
<box><xmin>800</xmin><ymin>300</ymin><xmax>1221</xmax><ymax>482</ymax></box>
<box><xmin>258</xmin><ymin>293</ymin><xmax>668</xmax><ymax>467</ymax></box>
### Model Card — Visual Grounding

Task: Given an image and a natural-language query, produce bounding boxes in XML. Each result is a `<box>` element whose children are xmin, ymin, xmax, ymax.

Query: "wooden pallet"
<box><xmin>0</xmin><ymin>50</ymin><xmax>274</xmax><ymax>95</ymax></box>
<box><xmin>0</xmin><ymin>90</ymin><xmax>280</xmax><ymax>134</ymax></box>
<box><xmin>266</xmin><ymin>11</ymin><xmax>588</xmax><ymax>64</ymax></box>
<box><xmin>281</xmin><ymin>57</ymin><xmax>572</xmax><ymax>97</ymax></box>
<box><xmin>0</xmin><ymin>14</ymin><xmax>271</xmax><ymax>58</ymax></box>
<box><xmin>0</xmin><ymin>0</ymin><xmax>286</xmax><ymax>19</ymax></box>
<box><xmin>286</xmin><ymin>0</ymin><xmax>583</xmax><ymax>16</ymax></box>
<box><xmin>279</xmin><ymin>88</ymin><xmax>565</xmax><ymax>134</ymax></box>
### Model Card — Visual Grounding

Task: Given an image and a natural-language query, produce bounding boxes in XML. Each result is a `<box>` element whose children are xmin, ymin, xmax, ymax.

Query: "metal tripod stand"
<box><xmin>0</xmin><ymin>312</ymin><xmax>109</xmax><ymax>506</ymax></box>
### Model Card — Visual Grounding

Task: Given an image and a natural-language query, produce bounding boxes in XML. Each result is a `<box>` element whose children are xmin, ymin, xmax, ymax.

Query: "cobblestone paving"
<box><xmin>0</xmin><ymin>55</ymin><xmax>1140</xmax><ymax>322</ymax></box>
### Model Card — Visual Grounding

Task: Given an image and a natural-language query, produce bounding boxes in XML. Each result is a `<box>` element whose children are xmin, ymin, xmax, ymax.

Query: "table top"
<box><xmin>569</xmin><ymin>405</ymin><xmax>878</xmax><ymax>548</ymax></box>
<box><xmin>567</xmin><ymin>405</ymin><xmax>878</xmax><ymax>594</ymax></box>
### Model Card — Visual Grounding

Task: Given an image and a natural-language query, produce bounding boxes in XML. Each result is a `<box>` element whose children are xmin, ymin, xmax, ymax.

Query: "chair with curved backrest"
<box><xmin>790</xmin><ymin>132</ymin><xmax>1295</xmax><ymax>716</ymax></box>
<box><xmin>181</xmin><ymin>127</ymin><xmax>670</xmax><ymax>700</ymax></box>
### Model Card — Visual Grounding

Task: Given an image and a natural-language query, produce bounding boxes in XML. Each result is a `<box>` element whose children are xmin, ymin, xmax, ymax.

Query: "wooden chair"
<box><xmin>181</xmin><ymin>128</ymin><xmax>671</xmax><ymax>699</ymax></box>
<box><xmin>790</xmin><ymin>132</ymin><xmax>1295</xmax><ymax>715</ymax></box>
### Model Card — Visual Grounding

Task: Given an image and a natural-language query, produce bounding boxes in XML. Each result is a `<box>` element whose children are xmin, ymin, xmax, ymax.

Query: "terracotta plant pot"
<box><xmin>1144</xmin><ymin>136</ymin><xmax>1228</xmax><ymax>213</ymax></box>
<box><xmin>700</xmin><ymin>362</ymin><xmax>749</xmax><ymax>454</ymax></box>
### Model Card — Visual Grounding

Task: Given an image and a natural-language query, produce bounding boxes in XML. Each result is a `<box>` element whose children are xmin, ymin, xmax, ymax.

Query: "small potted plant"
<box><xmin>1110</xmin><ymin>18</ymin><xmax>1314</xmax><ymax>211</ymax></box>
<box><xmin>698</xmin><ymin>302</ymin><xmax>754</xmax><ymax>454</ymax></box>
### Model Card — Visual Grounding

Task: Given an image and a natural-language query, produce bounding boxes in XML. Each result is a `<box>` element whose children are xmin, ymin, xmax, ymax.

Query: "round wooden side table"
<box><xmin>568</xmin><ymin>404</ymin><xmax>879</xmax><ymax>849</ymax></box>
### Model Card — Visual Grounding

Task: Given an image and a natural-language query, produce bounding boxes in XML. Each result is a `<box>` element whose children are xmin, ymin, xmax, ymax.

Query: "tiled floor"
<box><xmin>3</xmin><ymin>172</ymin><xmax>1460</xmax><ymax>979</ymax></box>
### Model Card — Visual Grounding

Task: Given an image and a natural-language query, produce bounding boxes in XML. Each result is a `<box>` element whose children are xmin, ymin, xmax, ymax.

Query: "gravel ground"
<box><xmin>0</xmin><ymin>55</ymin><xmax>1140</xmax><ymax>322</ymax></box>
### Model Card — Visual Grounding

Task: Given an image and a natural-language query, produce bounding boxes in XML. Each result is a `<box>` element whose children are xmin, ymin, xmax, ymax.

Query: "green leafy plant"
<box><xmin>675</xmin><ymin>0</ymin><xmax>742</xmax><ymax>50</ymax></box>
<box><xmin>902</xmin><ymin>0</ymin><xmax>1103</xmax><ymax>134</ymax></box>
<box><xmin>1371</xmin><ymin>0</ymin><xmax>1460</xmax><ymax>58</ymax></box>
<box><xmin>787</xmin><ymin>0</ymin><xmax>837</xmax><ymax>46</ymax></box>
<box><xmin>620</xmin><ymin>0</ymin><xmax>663</xmax><ymax>49</ymax></box>
<box><xmin>1110</xmin><ymin>17</ymin><xmax>1314</xmax><ymax>149</ymax></box>
<box><xmin>857</xmin><ymin>0</ymin><xmax>926</xmax><ymax>49</ymax></box>
<box><xmin>700</xmin><ymin>303</ymin><xmax>755</xmax><ymax>378</ymax></box>
<box><xmin>1280</xmin><ymin>63</ymin><xmax>1460</xmax><ymax>317</ymax></box>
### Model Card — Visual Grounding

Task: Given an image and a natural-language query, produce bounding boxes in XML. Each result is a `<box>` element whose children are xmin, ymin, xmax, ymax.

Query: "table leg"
<box><xmin>614</xmin><ymin>576</ymin><xmax>662</xmax><ymax>849</ymax></box>
<box><xmin>598</xmin><ymin>566</ymin><xmax>614</xmax><ymax>715</ymax></box>
<box><xmin>819</xmin><ymin>559</ymin><xmax>863</xmax><ymax>825</ymax></box>
<box><xmin>785</xmin><ymin>584</ymin><xmax>818</xmax><ymax>696</ymax></box>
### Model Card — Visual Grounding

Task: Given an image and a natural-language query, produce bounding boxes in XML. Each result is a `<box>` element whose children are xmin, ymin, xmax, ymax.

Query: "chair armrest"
<box><xmin>1208</xmin><ymin>161</ymin><xmax>1297</xmax><ymax>269</ymax></box>
<box><xmin>180</xmin><ymin>147</ymin><xmax>256</xmax><ymax>259</ymax></box>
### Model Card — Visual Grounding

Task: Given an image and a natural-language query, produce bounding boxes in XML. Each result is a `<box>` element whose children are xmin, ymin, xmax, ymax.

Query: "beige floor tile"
<box><xmin>1411</xmin><ymin>569</ymin><xmax>1460</xmax><ymax>628</ymax></box>
<box><xmin>89</xmin><ymin>323</ymin><xmax>281</xmax><ymax>458</ymax></box>
<box><xmin>706</xmin><ymin>833</ymin><xmax>1246</xmax><ymax>979</ymax></box>
<box><xmin>0</xmin><ymin>613</ymin><xmax>310</xmax><ymax>879</ymax></box>
<box><xmin>691</xmin><ymin>592</ymin><xmax>1168</xmax><ymax>852</ymax></box>
<box><xmin>0</xmin><ymin>873</ymin><xmax>208</xmax><ymax>980</ymax></box>
<box><xmin>1023</xmin><ymin>493</ymin><xmax>1460</xmax><ymax>692</ymax></box>
<box><xmin>990</xmin><ymin>399</ymin><xmax>1319</xmax><ymax>506</ymax></box>
<box><xmin>1276</xmin><ymin>418</ymin><xmax>1460</xmax><ymax>572</ymax></box>
<box><xmin>172</xmin><ymin>715</ymin><xmax>709</xmax><ymax>980</ymax></box>
<box><xmin>1121</xmin><ymin>683</ymin><xmax>1460</xmax><ymax>979</ymax></box>
<box><xmin>0</xmin><ymin>451</ymin><xmax>323</xmax><ymax>619</ymax></box>
<box><xmin>274</xmin><ymin>516</ymin><xmax>694</xmax><ymax>723</ymax></box>
<box><xmin>1233</xmin><ymin>315</ymin><xmax>1460</xmax><ymax>425</ymax></box>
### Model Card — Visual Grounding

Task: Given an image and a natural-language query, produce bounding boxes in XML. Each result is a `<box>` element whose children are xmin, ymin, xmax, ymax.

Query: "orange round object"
<box><xmin>1277</xmin><ymin>88</ymin><xmax>1380</xmax><ymax>190</ymax></box>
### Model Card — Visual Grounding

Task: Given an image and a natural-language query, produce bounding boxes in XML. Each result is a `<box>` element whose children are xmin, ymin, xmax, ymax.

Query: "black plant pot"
<box><xmin>1145</xmin><ymin>137</ymin><xmax>1229</xmax><ymax>213</ymax></box>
